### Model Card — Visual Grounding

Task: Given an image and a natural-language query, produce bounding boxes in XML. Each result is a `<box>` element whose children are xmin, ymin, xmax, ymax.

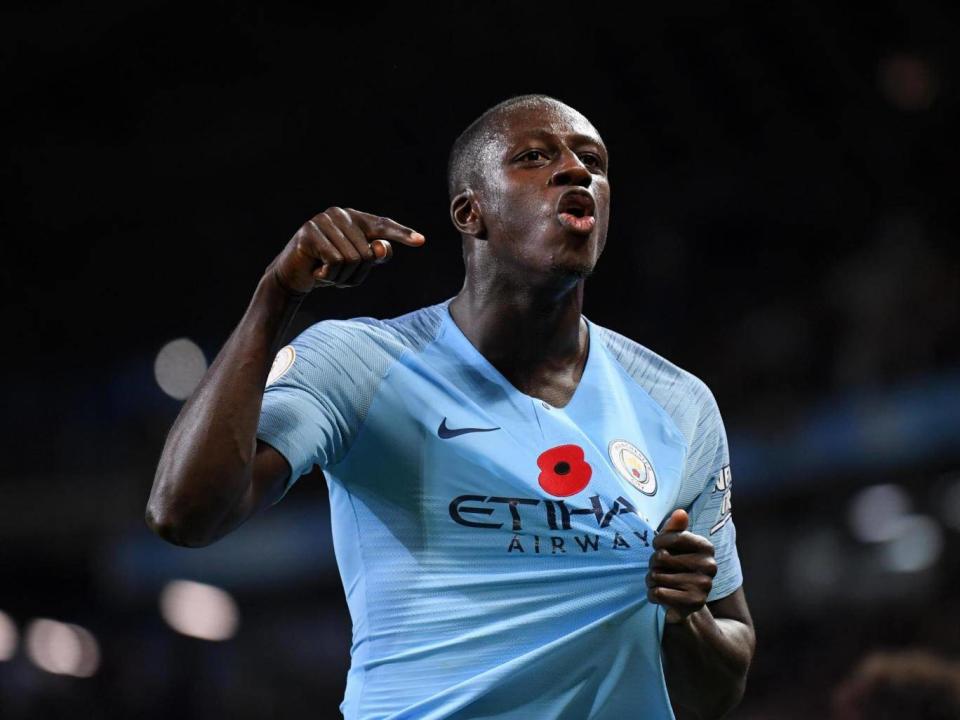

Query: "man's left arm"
<box><xmin>649</xmin><ymin>510</ymin><xmax>756</xmax><ymax>720</ymax></box>
<box><xmin>648</xmin><ymin>383</ymin><xmax>755</xmax><ymax>719</ymax></box>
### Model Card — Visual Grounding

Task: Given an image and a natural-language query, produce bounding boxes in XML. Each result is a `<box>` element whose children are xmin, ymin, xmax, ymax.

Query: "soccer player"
<box><xmin>147</xmin><ymin>93</ymin><xmax>755</xmax><ymax>719</ymax></box>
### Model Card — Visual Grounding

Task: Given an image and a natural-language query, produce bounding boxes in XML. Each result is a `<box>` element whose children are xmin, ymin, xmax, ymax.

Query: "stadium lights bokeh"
<box><xmin>154</xmin><ymin>338</ymin><xmax>207</xmax><ymax>401</ymax></box>
<box><xmin>24</xmin><ymin>618</ymin><xmax>100</xmax><ymax>678</ymax></box>
<box><xmin>159</xmin><ymin>579</ymin><xmax>239</xmax><ymax>642</ymax></box>
<box><xmin>0</xmin><ymin>610</ymin><xmax>18</xmax><ymax>661</ymax></box>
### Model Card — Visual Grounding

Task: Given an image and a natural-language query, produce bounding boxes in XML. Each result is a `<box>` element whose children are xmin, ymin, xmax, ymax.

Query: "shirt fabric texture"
<box><xmin>257</xmin><ymin>295</ymin><xmax>742</xmax><ymax>720</ymax></box>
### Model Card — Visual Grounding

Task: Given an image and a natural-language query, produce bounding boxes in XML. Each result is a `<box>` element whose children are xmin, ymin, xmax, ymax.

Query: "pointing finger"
<box><xmin>345</xmin><ymin>208</ymin><xmax>426</xmax><ymax>247</ymax></box>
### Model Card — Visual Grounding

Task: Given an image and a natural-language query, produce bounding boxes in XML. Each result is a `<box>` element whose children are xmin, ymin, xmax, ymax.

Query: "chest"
<box><xmin>348</xmin><ymin>352</ymin><xmax>689</xmax><ymax>556</ymax></box>
<box><xmin>507</xmin><ymin>364</ymin><xmax>583</xmax><ymax>409</ymax></box>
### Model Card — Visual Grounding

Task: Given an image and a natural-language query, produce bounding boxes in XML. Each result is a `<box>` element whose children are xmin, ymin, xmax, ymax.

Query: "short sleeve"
<box><xmin>683</xmin><ymin>390</ymin><xmax>742</xmax><ymax>603</ymax></box>
<box><xmin>256</xmin><ymin>318</ymin><xmax>399</xmax><ymax>505</ymax></box>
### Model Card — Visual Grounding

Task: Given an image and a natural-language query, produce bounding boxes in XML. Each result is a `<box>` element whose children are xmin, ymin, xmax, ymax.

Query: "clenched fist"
<box><xmin>267</xmin><ymin>207</ymin><xmax>426</xmax><ymax>294</ymax></box>
<box><xmin>646</xmin><ymin>509</ymin><xmax>717</xmax><ymax>623</ymax></box>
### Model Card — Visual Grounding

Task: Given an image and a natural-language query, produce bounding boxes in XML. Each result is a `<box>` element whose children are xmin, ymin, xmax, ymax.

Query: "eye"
<box><xmin>518</xmin><ymin>149</ymin><xmax>548</xmax><ymax>162</ymax></box>
<box><xmin>580</xmin><ymin>153</ymin><xmax>603</xmax><ymax>170</ymax></box>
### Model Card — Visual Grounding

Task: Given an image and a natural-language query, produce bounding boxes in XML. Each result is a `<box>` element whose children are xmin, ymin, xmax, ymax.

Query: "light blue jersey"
<box><xmin>257</xmin><ymin>296</ymin><xmax>742</xmax><ymax>720</ymax></box>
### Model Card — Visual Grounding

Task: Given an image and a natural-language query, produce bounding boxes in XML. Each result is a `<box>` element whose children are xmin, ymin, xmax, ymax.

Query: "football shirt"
<box><xmin>257</xmin><ymin>295</ymin><xmax>741</xmax><ymax>719</ymax></box>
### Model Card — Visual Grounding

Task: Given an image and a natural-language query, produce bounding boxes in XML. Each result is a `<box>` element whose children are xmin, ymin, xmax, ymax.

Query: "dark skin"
<box><xmin>146</xmin><ymin>98</ymin><xmax>754</xmax><ymax>719</ymax></box>
<box><xmin>448</xmin><ymin>99</ymin><xmax>754</xmax><ymax>718</ymax></box>
<box><xmin>447</xmin><ymin>102</ymin><xmax>608</xmax><ymax>407</ymax></box>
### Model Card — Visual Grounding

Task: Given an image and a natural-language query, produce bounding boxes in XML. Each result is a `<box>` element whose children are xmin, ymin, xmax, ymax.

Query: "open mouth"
<box><xmin>557</xmin><ymin>190</ymin><xmax>597</xmax><ymax>234</ymax></box>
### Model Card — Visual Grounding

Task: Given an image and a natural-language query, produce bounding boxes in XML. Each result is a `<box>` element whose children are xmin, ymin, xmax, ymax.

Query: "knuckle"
<box><xmin>295</xmin><ymin>234</ymin><xmax>315</xmax><ymax>256</ymax></box>
<box><xmin>297</xmin><ymin>222</ymin><xmax>314</xmax><ymax>240</ymax></box>
<box><xmin>329</xmin><ymin>206</ymin><xmax>351</xmax><ymax>221</ymax></box>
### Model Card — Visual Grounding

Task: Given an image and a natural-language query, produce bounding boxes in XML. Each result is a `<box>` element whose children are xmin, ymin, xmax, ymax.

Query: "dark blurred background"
<box><xmin>2</xmin><ymin>2</ymin><xmax>960</xmax><ymax>718</ymax></box>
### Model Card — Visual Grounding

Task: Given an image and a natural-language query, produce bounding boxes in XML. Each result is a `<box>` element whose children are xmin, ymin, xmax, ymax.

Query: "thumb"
<box><xmin>661</xmin><ymin>508</ymin><xmax>689</xmax><ymax>534</ymax></box>
<box><xmin>371</xmin><ymin>239</ymin><xmax>393</xmax><ymax>264</ymax></box>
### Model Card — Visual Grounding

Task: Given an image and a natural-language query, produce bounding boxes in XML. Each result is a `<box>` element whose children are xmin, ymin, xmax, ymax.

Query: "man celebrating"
<box><xmin>147</xmin><ymin>93</ymin><xmax>755</xmax><ymax>719</ymax></box>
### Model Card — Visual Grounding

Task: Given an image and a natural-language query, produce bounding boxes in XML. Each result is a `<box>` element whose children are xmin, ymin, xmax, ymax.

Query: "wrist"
<box><xmin>261</xmin><ymin>261</ymin><xmax>311</xmax><ymax>301</ymax></box>
<box><xmin>664</xmin><ymin>605</ymin><xmax>711</xmax><ymax>637</ymax></box>
<box><xmin>241</xmin><ymin>269</ymin><xmax>307</xmax><ymax>356</ymax></box>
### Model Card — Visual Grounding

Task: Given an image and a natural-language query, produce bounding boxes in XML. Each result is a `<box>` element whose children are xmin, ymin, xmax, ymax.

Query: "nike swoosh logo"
<box><xmin>438</xmin><ymin>417</ymin><xmax>501</xmax><ymax>439</ymax></box>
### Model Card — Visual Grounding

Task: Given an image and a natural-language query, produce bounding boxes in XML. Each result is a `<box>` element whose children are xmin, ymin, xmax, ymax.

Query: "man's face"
<box><xmin>476</xmin><ymin>100</ymin><xmax>611</xmax><ymax>285</ymax></box>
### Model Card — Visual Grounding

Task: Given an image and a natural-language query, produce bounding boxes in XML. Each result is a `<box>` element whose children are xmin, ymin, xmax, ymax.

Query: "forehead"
<box><xmin>492</xmin><ymin>101</ymin><xmax>604</xmax><ymax>149</ymax></box>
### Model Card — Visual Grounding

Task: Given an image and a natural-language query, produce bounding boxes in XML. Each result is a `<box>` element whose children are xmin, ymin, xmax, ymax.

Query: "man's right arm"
<box><xmin>144</xmin><ymin>207</ymin><xmax>426</xmax><ymax>547</ymax></box>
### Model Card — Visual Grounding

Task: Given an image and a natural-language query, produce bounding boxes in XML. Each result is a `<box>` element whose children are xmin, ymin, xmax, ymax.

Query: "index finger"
<box><xmin>344</xmin><ymin>208</ymin><xmax>426</xmax><ymax>247</ymax></box>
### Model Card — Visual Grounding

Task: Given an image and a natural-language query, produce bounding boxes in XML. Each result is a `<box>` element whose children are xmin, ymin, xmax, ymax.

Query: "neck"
<box><xmin>449</xmin><ymin>269</ymin><xmax>588</xmax><ymax>392</ymax></box>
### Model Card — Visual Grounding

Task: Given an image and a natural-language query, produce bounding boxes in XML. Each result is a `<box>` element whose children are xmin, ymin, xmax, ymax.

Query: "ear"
<box><xmin>450</xmin><ymin>189</ymin><xmax>485</xmax><ymax>239</ymax></box>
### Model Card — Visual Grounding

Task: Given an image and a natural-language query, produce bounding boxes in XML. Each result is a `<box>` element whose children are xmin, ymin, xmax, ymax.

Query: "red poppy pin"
<box><xmin>536</xmin><ymin>444</ymin><xmax>592</xmax><ymax>497</ymax></box>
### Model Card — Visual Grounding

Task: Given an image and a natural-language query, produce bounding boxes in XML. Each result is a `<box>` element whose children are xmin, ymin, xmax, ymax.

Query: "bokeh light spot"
<box><xmin>25</xmin><ymin>618</ymin><xmax>100</xmax><ymax>677</ymax></box>
<box><xmin>0</xmin><ymin>610</ymin><xmax>18</xmax><ymax>661</ymax></box>
<box><xmin>154</xmin><ymin>338</ymin><xmax>207</xmax><ymax>400</ymax></box>
<box><xmin>159</xmin><ymin>579</ymin><xmax>239</xmax><ymax>641</ymax></box>
<box><xmin>880</xmin><ymin>514</ymin><xmax>943</xmax><ymax>573</ymax></box>
<box><xmin>878</xmin><ymin>53</ymin><xmax>938</xmax><ymax>111</ymax></box>
<box><xmin>848</xmin><ymin>484</ymin><xmax>911</xmax><ymax>543</ymax></box>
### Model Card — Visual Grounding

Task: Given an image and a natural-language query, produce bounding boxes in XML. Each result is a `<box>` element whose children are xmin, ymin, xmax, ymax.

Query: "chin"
<box><xmin>548</xmin><ymin>260</ymin><xmax>595</xmax><ymax>281</ymax></box>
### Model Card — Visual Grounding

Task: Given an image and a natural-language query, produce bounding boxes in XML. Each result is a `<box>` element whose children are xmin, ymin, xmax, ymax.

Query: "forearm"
<box><xmin>145</xmin><ymin>268</ymin><xmax>304</xmax><ymax>546</ymax></box>
<box><xmin>661</xmin><ymin>605</ymin><xmax>754</xmax><ymax>720</ymax></box>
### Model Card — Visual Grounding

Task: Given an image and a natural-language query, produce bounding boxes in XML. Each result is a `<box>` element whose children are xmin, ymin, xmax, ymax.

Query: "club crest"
<box><xmin>267</xmin><ymin>345</ymin><xmax>296</xmax><ymax>386</ymax></box>
<box><xmin>608</xmin><ymin>439</ymin><xmax>657</xmax><ymax>496</ymax></box>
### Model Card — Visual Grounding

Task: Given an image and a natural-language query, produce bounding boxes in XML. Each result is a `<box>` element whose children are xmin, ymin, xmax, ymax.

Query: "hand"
<box><xmin>646</xmin><ymin>509</ymin><xmax>717</xmax><ymax>624</ymax></box>
<box><xmin>267</xmin><ymin>207</ymin><xmax>426</xmax><ymax>294</ymax></box>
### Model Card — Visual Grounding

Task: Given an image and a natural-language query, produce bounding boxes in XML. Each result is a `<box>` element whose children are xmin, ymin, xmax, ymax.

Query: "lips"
<box><xmin>556</xmin><ymin>189</ymin><xmax>597</xmax><ymax>234</ymax></box>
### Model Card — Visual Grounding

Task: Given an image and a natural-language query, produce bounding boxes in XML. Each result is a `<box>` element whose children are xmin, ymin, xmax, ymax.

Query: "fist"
<box><xmin>646</xmin><ymin>509</ymin><xmax>717</xmax><ymax>623</ymax></box>
<box><xmin>268</xmin><ymin>207</ymin><xmax>426</xmax><ymax>294</ymax></box>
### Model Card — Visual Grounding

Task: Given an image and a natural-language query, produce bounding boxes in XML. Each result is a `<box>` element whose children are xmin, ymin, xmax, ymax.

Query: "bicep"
<box><xmin>249</xmin><ymin>439</ymin><xmax>293</xmax><ymax>511</ymax></box>
<box><xmin>249</xmin><ymin>443</ymin><xmax>328</xmax><ymax>511</ymax></box>
<box><xmin>211</xmin><ymin>441</ymin><xmax>293</xmax><ymax>540</ymax></box>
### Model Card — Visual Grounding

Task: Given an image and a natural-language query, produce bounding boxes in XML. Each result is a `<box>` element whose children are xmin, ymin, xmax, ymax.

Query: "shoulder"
<box><xmin>289</xmin><ymin>299</ymin><xmax>448</xmax><ymax>368</ymax></box>
<box><xmin>590</xmin><ymin>320</ymin><xmax>723</xmax><ymax>443</ymax></box>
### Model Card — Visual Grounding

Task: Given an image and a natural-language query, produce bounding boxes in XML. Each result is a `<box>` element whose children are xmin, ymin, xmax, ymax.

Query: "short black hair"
<box><xmin>446</xmin><ymin>93</ymin><xmax>568</xmax><ymax>202</ymax></box>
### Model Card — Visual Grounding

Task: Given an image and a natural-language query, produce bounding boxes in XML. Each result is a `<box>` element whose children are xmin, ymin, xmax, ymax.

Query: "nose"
<box><xmin>549</xmin><ymin>147</ymin><xmax>592</xmax><ymax>188</ymax></box>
